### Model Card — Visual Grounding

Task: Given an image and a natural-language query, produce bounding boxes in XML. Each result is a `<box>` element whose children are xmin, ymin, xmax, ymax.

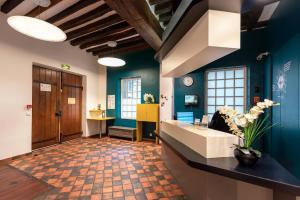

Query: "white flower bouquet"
<box><xmin>218</xmin><ymin>99</ymin><xmax>279</xmax><ymax>163</ymax></box>
<box><xmin>144</xmin><ymin>93</ymin><xmax>155</xmax><ymax>104</ymax></box>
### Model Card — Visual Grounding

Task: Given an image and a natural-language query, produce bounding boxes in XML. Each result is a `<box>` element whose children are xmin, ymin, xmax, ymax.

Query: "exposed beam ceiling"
<box><xmin>147</xmin><ymin>0</ymin><xmax>181</xmax><ymax>28</ymax></box>
<box><xmin>154</xmin><ymin>2</ymin><xmax>173</xmax><ymax>15</ymax></box>
<box><xmin>0</xmin><ymin>0</ymin><xmax>155</xmax><ymax>57</ymax></box>
<box><xmin>59</xmin><ymin>4</ymin><xmax>111</xmax><ymax>31</ymax></box>
<box><xmin>0</xmin><ymin>0</ymin><xmax>23</xmax><ymax>13</ymax></box>
<box><xmin>66</xmin><ymin>14</ymin><xmax>124</xmax><ymax>40</ymax></box>
<box><xmin>104</xmin><ymin>0</ymin><xmax>163</xmax><ymax>51</ymax></box>
<box><xmin>159</xmin><ymin>12</ymin><xmax>172</xmax><ymax>22</ymax></box>
<box><xmin>46</xmin><ymin>0</ymin><xmax>99</xmax><ymax>24</ymax></box>
<box><xmin>80</xmin><ymin>28</ymin><xmax>137</xmax><ymax>49</ymax></box>
<box><xmin>88</xmin><ymin>36</ymin><xmax>144</xmax><ymax>54</ymax></box>
<box><xmin>26</xmin><ymin>0</ymin><xmax>63</xmax><ymax>17</ymax></box>
<box><xmin>70</xmin><ymin>21</ymin><xmax>130</xmax><ymax>46</ymax></box>
<box><xmin>97</xmin><ymin>41</ymin><xmax>150</xmax><ymax>57</ymax></box>
<box><xmin>149</xmin><ymin>0</ymin><xmax>172</xmax><ymax>6</ymax></box>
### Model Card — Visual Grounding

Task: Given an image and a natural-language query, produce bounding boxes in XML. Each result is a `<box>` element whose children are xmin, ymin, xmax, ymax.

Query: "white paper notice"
<box><xmin>40</xmin><ymin>83</ymin><xmax>51</xmax><ymax>92</ymax></box>
<box><xmin>107</xmin><ymin>95</ymin><xmax>115</xmax><ymax>109</ymax></box>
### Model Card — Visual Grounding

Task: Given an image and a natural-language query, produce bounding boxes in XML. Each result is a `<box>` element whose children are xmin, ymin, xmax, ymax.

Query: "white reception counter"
<box><xmin>161</xmin><ymin>120</ymin><xmax>239</xmax><ymax>158</ymax></box>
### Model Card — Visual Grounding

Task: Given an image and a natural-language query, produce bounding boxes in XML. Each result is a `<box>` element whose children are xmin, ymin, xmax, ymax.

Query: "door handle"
<box><xmin>55</xmin><ymin>111</ymin><xmax>62</xmax><ymax>117</ymax></box>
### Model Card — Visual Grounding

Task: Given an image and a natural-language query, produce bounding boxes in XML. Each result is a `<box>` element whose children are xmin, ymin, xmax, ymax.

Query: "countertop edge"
<box><xmin>157</xmin><ymin>133</ymin><xmax>300</xmax><ymax>196</ymax></box>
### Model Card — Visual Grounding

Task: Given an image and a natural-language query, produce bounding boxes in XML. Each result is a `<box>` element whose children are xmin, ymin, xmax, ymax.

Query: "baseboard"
<box><xmin>142</xmin><ymin>138</ymin><xmax>156</xmax><ymax>142</ymax></box>
<box><xmin>0</xmin><ymin>152</ymin><xmax>32</xmax><ymax>166</ymax></box>
<box><xmin>82</xmin><ymin>134</ymin><xmax>108</xmax><ymax>139</ymax></box>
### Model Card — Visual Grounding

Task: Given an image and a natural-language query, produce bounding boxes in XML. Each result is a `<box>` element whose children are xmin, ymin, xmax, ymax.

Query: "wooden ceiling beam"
<box><xmin>80</xmin><ymin>28</ymin><xmax>137</xmax><ymax>49</ymax></box>
<box><xmin>59</xmin><ymin>4</ymin><xmax>111</xmax><ymax>31</ymax></box>
<box><xmin>26</xmin><ymin>0</ymin><xmax>63</xmax><ymax>17</ymax></box>
<box><xmin>148</xmin><ymin>0</ymin><xmax>172</xmax><ymax>6</ymax></box>
<box><xmin>104</xmin><ymin>0</ymin><xmax>162</xmax><ymax>51</ymax></box>
<box><xmin>46</xmin><ymin>0</ymin><xmax>99</xmax><ymax>24</ymax></box>
<box><xmin>96</xmin><ymin>41</ymin><xmax>150</xmax><ymax>57</ymax></box>
<box><xmin>159</xmin><ymin>12</ymin><xmax>172</xmax><ymax>22</ymax></box>
<box><xmin>70</xmin><ymin>21</ymin><xmax>130</xmax><ymax>46</ymax></box>
<box><xmin>66</xmin><ymin>14</ymin><xmax>124</xmax><ymax>40</ymax></box>
<box><xmin>162</xmin><ymin>20</ymin><xmax>170</xmax><ymax>27</ymax></box>
<box><xmin>1</xmin><ymin>0</ymin><xmax>24</xmax><ymax>13</ymax></box>
<box><xmin>91</xmin><ymin>37</ymin><xmax>144</xmax><ymax>55</ymax></box>
<box><xmin>154</xmin><ymin>2</ymin><xmax>173</xmax><ymax>15</ymax></box>
<box><xmin>88</xmin><ymin>35</ymin><xmax>143</xmax><ymax>53</ymax></box>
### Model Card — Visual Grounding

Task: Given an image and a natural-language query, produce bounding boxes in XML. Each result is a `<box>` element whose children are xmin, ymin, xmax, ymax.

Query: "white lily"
<box><xmin>264</xmin><ymin>99</ymin><xmax>274</xmax><ymax>108</ymax></box>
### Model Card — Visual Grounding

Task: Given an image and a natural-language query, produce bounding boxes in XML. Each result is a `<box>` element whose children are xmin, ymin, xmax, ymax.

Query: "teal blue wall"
<box><xmin>106</xmin><ymin>49</ymin><xmax>159</xmax><ymax>139</ymax></box>
<box><xmin>264</xmin><ymin>0</ymin><xmax>300</xmax><ymax>178</ymax></box>
<box><xmin>174</xmin><ymin>29</ymin><xmax>268</xmax><ymax>121</ymax></box>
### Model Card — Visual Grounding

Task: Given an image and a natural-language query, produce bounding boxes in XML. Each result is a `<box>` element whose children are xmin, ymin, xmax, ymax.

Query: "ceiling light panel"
<box><xmin>258</xmin><ymin>1</ymin><xmax>280</xmax><ymax>22</ymax></box>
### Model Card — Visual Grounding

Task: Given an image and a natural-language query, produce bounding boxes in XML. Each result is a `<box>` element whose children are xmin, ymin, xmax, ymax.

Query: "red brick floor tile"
<box><xmin>69</xmin><ymin>191</ymin><xmax>81</xmax><ymax>198</ymax></box>
<box><xmin>91</xmin><ymin>194</ymin><xmax>102</xmax><ymax>200</ymax></box>
<box><xmin>146</xmin><ymin>192</ymin><xmax>159</xmax><ymax>200</ymax></box>
<box><xmin>113</xmin><ymin>191</ymin><xmax>124</xmax><ymax>198</ymax></box>
<box><xmin>60</xmin><ymin>186</ymin><xmax>72</xmax><ymax>193</ymax></box>
<box><xmin>125</xmin><ymin>196</ymin><xmax>136</xmax><ymax>200</ymax></box>
<box><xmin>102</xmin><ymin>192</ymin><xmax>113</xmax><ymax>199</ymax></box>
<box><xmin>113</xmin><ymin>185</ymin><xmax>123</xmax><ymax>191</ymax></box>
<box><xmin>103</xmin><ymin>187</ymin><xmax>113</xmax><ymax>193</ymax></box>
<box><xmin>123</xmin><ymin>183</ymin><xmax>133</xmax><ymax>190</ymax></box>
<box><xmin>9</xmin><ymin>138</ymin><xmax>186</xmax><ymax>200</ymax></box>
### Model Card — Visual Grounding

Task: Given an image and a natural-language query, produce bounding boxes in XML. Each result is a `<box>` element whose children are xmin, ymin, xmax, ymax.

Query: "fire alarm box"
<box><xmin>253</xmin><ymin>96</ymin><xmax>260</xmax><ymax>104</ymax></box>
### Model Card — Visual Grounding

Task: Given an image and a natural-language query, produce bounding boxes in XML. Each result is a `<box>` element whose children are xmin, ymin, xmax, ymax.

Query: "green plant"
<box><xmin>219</xmin><ymin>99</ymin><xmax>279</xmax><ymax>157</ymax></box>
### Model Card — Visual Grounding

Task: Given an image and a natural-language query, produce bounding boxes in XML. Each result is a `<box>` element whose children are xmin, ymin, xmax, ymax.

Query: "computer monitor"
<box><xmin>177</xmin><ymin>112</ymin><xmax>194</xmax><ymax>124</ymax></box>
<box><xmin>184</xmin><ymin>95</ymin><xmax>198</xmax><ymax>106</ymax></box>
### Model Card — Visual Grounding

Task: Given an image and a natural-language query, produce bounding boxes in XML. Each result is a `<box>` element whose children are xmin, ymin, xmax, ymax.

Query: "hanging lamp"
<box><xmin>7</xmin><ymin>0</ymin><xmax>66</xmax><ymax>42</ymax></box>
<box><xmin>97</xmin><ymin>41</ymin><xmax>126</xmax><ymax>67</ymax></box>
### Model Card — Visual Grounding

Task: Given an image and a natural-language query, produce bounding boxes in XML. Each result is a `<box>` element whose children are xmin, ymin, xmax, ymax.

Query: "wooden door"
<box><xmin>32</xmin><ymin>66</ymin><xmax>60</xmax><ymax>149</ymax></box>
<box><xmin>60</xmin><ymin>72</ymin><xmax>83</xmax><ymax>142</ymax></box>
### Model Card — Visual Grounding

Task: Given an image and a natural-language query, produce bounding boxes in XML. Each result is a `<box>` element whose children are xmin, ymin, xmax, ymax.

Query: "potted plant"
<box><xmin>218</xmin><ymin>99</ymin><xmax>279</xmax><ymax>166</ymax></box>
<box><xmin>144</xmin><ymin>93</ymin><xmax>155</xmax><ymax>104</ymax></box>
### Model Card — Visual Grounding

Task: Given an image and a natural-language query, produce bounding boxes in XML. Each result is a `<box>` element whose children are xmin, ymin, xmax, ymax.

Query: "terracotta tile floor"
<box><xmin>10</xmin><ymin>137</ymin><xmax>186</xmax><ymax>200</ymax></box>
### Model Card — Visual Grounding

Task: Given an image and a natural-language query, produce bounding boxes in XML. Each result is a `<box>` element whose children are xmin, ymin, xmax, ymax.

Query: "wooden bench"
<box><xmin>108</xmin><ymin>126</ymin><xmax>136</xmax><ymax>141</ymax></box>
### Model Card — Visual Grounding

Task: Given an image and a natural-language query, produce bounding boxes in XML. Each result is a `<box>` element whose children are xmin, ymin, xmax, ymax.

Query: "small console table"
<box><xmin>87</xmin><ymin>117</ymin><xmax>115</xmax><ymax>138</ymax></box>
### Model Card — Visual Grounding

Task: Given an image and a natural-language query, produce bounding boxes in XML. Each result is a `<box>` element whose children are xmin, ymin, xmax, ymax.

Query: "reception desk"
<box><xmin>159</xmin><ymin>120</ymin><xmax>300</xmax><ymax>200</ymax></box>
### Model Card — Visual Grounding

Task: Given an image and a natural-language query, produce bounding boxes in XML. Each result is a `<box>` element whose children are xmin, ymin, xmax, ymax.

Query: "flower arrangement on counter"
<box><xmin>218</xmin><ymin>99</ymin><xmax>279</xmax><ymax>166</ymax></box>
<box><xmin>144</xmin><ymin>93</ymin><xmax>155</xmax><ymax>104</ymax></box>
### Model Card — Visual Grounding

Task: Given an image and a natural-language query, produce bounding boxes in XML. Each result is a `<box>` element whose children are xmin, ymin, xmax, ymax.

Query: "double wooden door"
<box><xmin>32</xmin><ymin>66</ymin><xmax>83</xmax><ymax>149</ymax></box>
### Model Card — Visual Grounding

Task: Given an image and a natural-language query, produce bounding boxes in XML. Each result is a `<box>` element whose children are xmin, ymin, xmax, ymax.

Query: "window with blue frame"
<box><xmin>121</xmin><ymin>77</ymin><xmax>141</xmax><ymax>119</ymax></box>
<box><xmin>205</xmin><ymin>67</ymin><xmax>247</xmax><ymax>120</ymax></box>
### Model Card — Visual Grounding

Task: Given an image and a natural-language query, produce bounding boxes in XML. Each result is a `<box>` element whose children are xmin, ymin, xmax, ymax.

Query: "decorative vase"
<box><xmin>234</xmin><ymin>148</ymin><xmax>259</xmax><ymax>167</ymax></box>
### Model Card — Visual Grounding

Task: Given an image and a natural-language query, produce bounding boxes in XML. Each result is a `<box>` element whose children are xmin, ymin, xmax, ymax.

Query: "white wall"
<box><xmin>159</xmin><ymin>70</ymin><xmax>174</xmax><ymax>121</ymax></box>
<box><xmin>0</xmin><ymin>13</ymin><xmax>107</xmax><ymax>160</ymax></box>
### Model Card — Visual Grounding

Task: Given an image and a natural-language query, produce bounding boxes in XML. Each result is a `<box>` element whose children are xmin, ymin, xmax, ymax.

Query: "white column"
<box><xmin>160</xmin><ymin>68</ymin><xmax>174</xmax><ymax>121</ymax></box>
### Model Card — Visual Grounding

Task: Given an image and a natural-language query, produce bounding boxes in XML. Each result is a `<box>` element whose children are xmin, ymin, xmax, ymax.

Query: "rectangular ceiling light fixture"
<box><xmin>161</xmin><ymin>10</ymin><xmax>241</xmax><ymax>77</ymax></box>
<box><xmin>258</xmin><ymin>1</ymin><xmax>280</xmax><ymax>22</ymax></box>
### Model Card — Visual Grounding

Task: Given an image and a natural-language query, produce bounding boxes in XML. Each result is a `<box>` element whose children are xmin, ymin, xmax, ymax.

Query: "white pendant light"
<box><xmin>97</xmin><ymin>41</ymin><xmax>126</xmax><ymax>67</ymax></box>
<box><xmin>7</xmin><ymin>0</ymin><xmax>66</xmax><ymax>42</ymax></box>
<box><xmin>7</xmin><ymin>16</ymin><xmax>66</xmax><ymax>42</ymax></box>
<box><xmin>98</xmin><ymin>57</ymin><xmax>126</xmax><ymax>67</ymax></box>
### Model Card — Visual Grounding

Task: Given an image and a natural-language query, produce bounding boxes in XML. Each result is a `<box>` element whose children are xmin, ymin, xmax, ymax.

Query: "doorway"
<box><xmin>32</xmin><ymin>65</ymin><xmax>83</xmax><ymax>149</ymax></box>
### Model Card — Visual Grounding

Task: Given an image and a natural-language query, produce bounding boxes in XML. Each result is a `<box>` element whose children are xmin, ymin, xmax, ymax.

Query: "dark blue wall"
<box><xmin>174</xmin><ymin>29</ymin><xmax>268</xmax><ymax>120</ymax></box>
<box><xmin>264</xmin><ymin>0</ymin><xmax>300</xmax><ymax>178</ymax></box>
<box><xmin>106</xmin><ymin>49</ymin><xmax>160</xmax><ymax>139</ymax></box>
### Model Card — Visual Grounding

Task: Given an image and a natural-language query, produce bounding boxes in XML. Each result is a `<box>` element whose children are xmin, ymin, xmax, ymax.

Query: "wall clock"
<box><xmin>183</xmin><ymin>76</ymin><xmax>193</xmax><ymax>87</ymax></box>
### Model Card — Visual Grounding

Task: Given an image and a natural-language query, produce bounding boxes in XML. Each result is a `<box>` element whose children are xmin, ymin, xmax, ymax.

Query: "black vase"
<box><xmin>234</xmin><ymin>148</ymin><xmax>259</xmax><ymax>167</ymax></box>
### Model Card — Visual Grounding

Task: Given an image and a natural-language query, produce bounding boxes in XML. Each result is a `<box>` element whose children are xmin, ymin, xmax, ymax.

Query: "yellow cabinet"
<box><xmin>136</xmin><ymin>104</ymin><xmax>159</xmax><ymax>144</ymax></box>
<box><xmin>136</xmin><ymin>104</ymin><xmax>159</xmax><ymax>122</ymax></box>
